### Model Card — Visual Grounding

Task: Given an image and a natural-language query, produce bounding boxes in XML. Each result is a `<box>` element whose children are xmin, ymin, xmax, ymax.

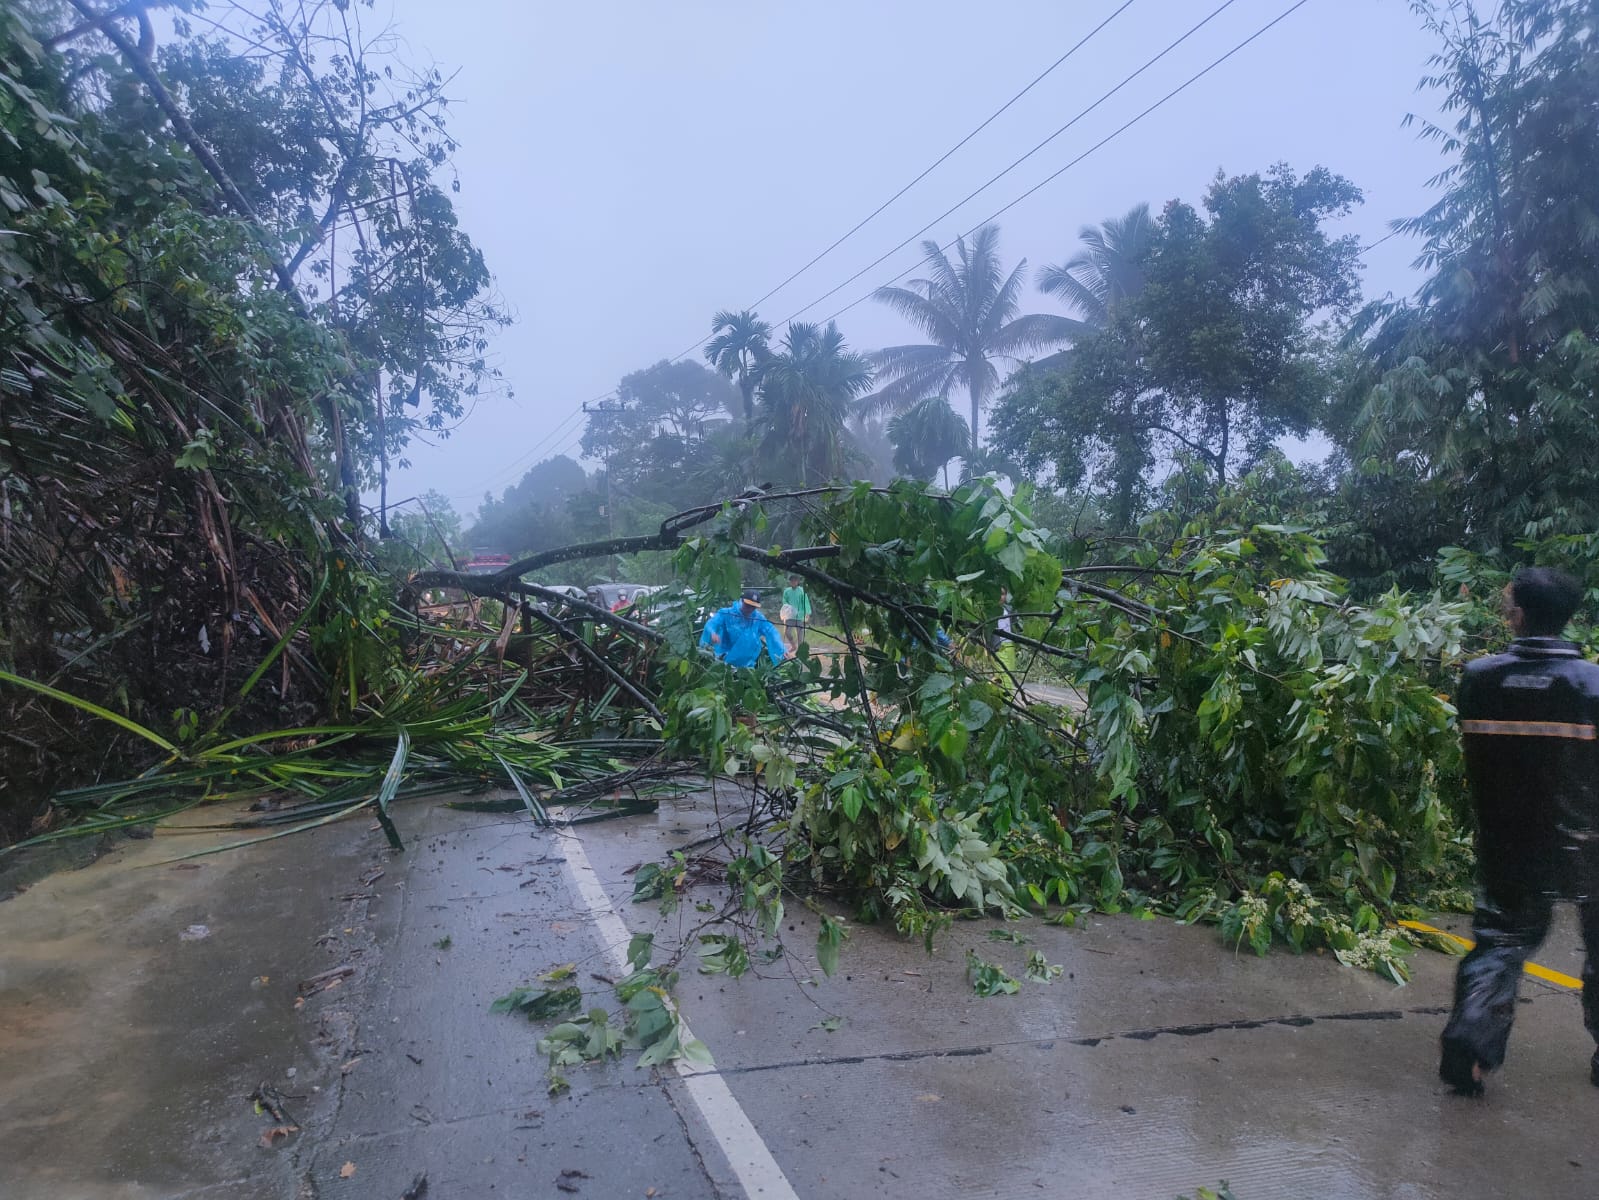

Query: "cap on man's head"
<box><xmin>741</xmin><ymin>589</ymin><xmax>761</xmax><ymax>605</ymax></box>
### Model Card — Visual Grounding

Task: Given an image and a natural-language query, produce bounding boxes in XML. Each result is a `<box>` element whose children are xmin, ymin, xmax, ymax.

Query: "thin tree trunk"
<box><xmin>1216</xmin><ymin>401</ymin><xmax>1229</xmax><ymax>487</ymax></box>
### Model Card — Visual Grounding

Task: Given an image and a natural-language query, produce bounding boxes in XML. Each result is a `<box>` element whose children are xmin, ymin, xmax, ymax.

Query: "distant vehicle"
<box><xmin>637</xmin><ymin>585</ymin><xmax>710</xmax><ymax>627</ymax></box>
<box><xmin>585</xmin><ymin>583</ymin><xmax>663</xmax><ymax>612</ymax></box>
<box><xmin>534</xmin><ymin>583</ymin><xmax>586</xmax><ymax>602</ymax></box>
<box><xmin>463</xmin><ymin>551</ymin><xmax>511</xmax><ymax>576</ymax></box>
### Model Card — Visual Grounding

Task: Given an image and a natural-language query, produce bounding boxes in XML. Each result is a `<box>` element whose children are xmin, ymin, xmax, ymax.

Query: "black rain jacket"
<box><xmin>1458</xmin><ymin>637</ymin><xmax>1599</xmax><ymax>903</ymax></box>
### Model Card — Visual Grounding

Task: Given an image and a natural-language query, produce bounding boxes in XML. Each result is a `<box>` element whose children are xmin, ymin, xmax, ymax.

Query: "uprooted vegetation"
<box><xmin>9</xmin><ymin>476</ymin><xmax>1491</xmax><ymax>995</ymax></box>
<box><xmin>418</xmin><ymin>478</ymin><xmax>1480</xmax><ymax>987</ymax></box>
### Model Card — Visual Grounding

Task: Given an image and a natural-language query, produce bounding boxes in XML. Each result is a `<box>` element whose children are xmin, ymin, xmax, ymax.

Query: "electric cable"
<box><xmin>801</xmin><ymin>0</ymin><xmax>1317</xmax><ymax>331</ymax></box>
<box><xmin>466</xmin><ymin>0</ymin><xmax>1313</xmax><ymax>492</ymax></box>
<box><xmin>740</xmin><ymin>0</ymin><xmax>1140</xmax><ymax>314</ymax></box>
<box><xmin>1358</xmin><ymin>228</ymin><xmax>1401</xmax><ymax>257</ymax></box>
<box><xmin>444</xmin><ymin>404</ymin><xmax>589</xmax><ymax>500</ymax></box>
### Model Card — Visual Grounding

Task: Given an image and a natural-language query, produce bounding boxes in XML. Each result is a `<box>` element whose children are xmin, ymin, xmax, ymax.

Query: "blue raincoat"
<box><xmin>699</xmin><ymin>603</ymin><xmax>788</xmax><ymax>668</ymax></box>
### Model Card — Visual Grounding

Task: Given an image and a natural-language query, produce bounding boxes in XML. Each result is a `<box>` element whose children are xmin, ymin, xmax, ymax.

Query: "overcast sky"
<box><xmin>378</xmin><ymin>0</ymin><xmax>1448</xmax><ymax>518</ymax></box>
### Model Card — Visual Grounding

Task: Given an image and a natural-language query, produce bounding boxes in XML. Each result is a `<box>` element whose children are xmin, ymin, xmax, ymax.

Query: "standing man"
<box><xmin>700</xmin><ymin>589</ymin><xmax>789</xmax><ymax>668</ymax></box>
<box><xmin>780</xmin><ymin>574</ymin><xmax>812</xmax><ymax>653</ymax></box>
<box><xmin>1439</xmin><ymin>567</ymin><xmax>1599</xmax><ymax>1094</ymax></box>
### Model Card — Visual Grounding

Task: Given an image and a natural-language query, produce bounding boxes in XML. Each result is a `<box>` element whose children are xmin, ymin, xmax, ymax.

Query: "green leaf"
<box><xmin>1025</xmin><ymin>951</ymin><xmax>1063</xmax><ymax>983</ymax></box>
<box><xmin>965</xmin><ymin>950</ymin><xmax>1020</xmax><ymax>997</ymax></box>
<box><xmin>0</xmin><ymin>669</ymin><xmax>176</xmax><ymax>752</ymax></box>
<box><xmin>816</xmin><ymin>914</ymin><xmax>847</xmax><ymax>977</ymax></box>
<box><xmin>489</xmin><ymin>984</ymin><xmax>582</xmax><ymax>1020</ymax></box>
<box><xmin>636</xmin><ymin>1027</ymin><xmax>682</xmax><ymax>1068</ymax></box>
<box><xmin>986</xmin><ymin>928</ymin><xmax>1029</xmax><ymax>944</ymax></box>
<box><xmin>631</xmin><ymin>862</ymin><xmax>667</xmax><ymax>901</ymax></box>
<box><xmin>626</xmin><ymin>933</ymin><xmax>654</xmax><ymax>971</ymax></box>
<box><xmin>696</xmin><ymin>933</ymin><xmax>750</xmax><ymax>978</ymax></box>
<box><xmin>961</xmin><ymin>698</ymin><xmax>994</xmax><ymax>731</ymax></box>
<box><xmin>996</xmin><ymin>540</ymin><xmax>1027</xmax><ymax>578</ymax></box>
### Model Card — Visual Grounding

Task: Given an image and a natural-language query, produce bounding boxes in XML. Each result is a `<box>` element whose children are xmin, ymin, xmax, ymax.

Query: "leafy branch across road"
<box><xmin>426</xmin><ymin>477</ymin><xmax>1475</xmax><ymax>985</ymax></box>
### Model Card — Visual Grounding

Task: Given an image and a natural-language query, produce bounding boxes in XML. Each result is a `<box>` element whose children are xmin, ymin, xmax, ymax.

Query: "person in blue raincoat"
<box><xmin>700</xmin><ymin>589</ymin><xmax>789</xmax><ymax>668</ymax></box>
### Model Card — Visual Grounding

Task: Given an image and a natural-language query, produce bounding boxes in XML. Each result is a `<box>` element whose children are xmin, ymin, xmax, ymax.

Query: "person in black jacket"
<box><xmin>1440</xmin><ymin>566</ymin><xmax>1599</xmax><ymax>1095</ymax></box>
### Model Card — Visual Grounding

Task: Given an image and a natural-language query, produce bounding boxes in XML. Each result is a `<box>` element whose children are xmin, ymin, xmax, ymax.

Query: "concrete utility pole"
<box><xmin>583</xmin><ymin>398</ymin><xmax>628</xmax><ymax>580</ymax></box>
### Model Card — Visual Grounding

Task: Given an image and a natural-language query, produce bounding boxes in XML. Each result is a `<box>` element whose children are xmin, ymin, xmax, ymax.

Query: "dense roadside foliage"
<box><xmin>1351</xmin><ymin>0</ymin><xmax>1599</xmax><ymax>551</ymax></box>
<box><xmin>0</xmin><ymin>3</ymin><xmax>496</xmax><ymax>838</ymax></box>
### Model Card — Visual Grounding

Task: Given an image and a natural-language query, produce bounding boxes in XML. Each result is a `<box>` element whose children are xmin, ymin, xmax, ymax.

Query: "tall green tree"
<box><xmin>888</xmin><ymin>398</ymin><xmax>971</xmax><ymax>487</ymax></box>
<box><xmin>383</xmin><ymin>490</ymin><xmax>464</xmax><ymax>570</ymax></box>
<box><xmin>757</xmin><ymin>321</ymin><xmax>873</xmax><ymax>485</ymax></box>
<box><xmin>579</xmin><ymin>360</ymin><xmax>741</xmax><ymax>509</ymax></box>
<box><xmin>863</xmin><ymin>224</ymin><xmax>1066</xmax><ymax>446</ymax></box>
<box><xmin>470</xmin><ymin>456</ymin><xmax>590</xmax><ymax>555</ymax></box>
<box><xmin>685</xmin><ymin>425</ymin><xmax>760</xmax><ymax>496</ymax></box>
<box><xmin>152</xmin><ymin>1</ymin><xmax>509</xmax><ymax>488</ymax></box>
<box><xmin>704</xmin><ymin>309</ymin><xmax>773</xmax><ymax>424</ymax></box>
<box><xmin>992</xmin><ymin>166</ymin><xmax>1362</xmax><ymax>526</ymax></box>
<box><xmin>0</xmin><ymin>2</ymin><xmax>385</xmax><ymax>829</ymax></box>
<box><xmin>1350</xmin><ymin>0</ymin><xmax>1599</xmax><ymax>550</ymax></box>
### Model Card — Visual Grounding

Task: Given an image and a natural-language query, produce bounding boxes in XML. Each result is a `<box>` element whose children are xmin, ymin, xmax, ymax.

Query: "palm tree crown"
<box><xmin>863</xmin><ymin>224</ymin><xmax>1068</xmax><ymax>446</ymax></box>
<box><xmin>758</xmin><ymin>321</ymin><xmax>873</xmax><ymax>485</ymax></box>
<box><xmin>704</xmin><ymin>309</ymin><xmax>772</xmax><ymax>424</ymax></box>
<box><xmin>888</xmin><ymin>396</ymin><xmax>970</xmax><ymax>488</ymax></box>
<box><xmin>1037</xmin><ymin>202</ymin><xmax>1155</xmax><ymax>327</ymax></box>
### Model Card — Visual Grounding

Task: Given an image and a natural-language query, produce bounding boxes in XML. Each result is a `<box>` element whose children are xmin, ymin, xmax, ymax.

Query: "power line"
<box><xmin>741</xmin><ymin>0</ymin><xmax>1140</xmax><ymax>315</ymax></box>
<box><xmin>1358</xmin><ymin>227</ymin><xmax>1402</xmax><ymax>257</ymax></box>
<box><xmin>806</xmin><ymin>0</ymin><xmax>1318</xmax><ymax>333</ymax></box>
<box><xmin>614</xmin><ymin>4</ymin><xmax>1185</xmax><ymax>382</ymax></box>
<box><xmin>776</xmin><ymin>0</ymin><xmax>1250</xmax><ymax>330</ymax></box>
<box><xmin>546</xmin><ymin>424</ymin><xmax>589</xmax><ymax>465</ymax></box>
<box><xmin>445</xmin><ymin>403</ymin><xmax>590</xmax><ymax>500</ymax></box>
<box><xmin>466</xmin><ymin>2</ymin><xmax>1226</xmax><ymax>488</ymax></box>
<box><xmin>462</xmin><ymin>0</ymin><xmax>1310</xmax><ymax>494</ymax></box>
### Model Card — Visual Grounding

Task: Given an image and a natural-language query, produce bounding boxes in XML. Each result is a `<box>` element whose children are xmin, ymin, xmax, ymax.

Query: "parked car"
<box><xmin>532</xmin><ymin>583</ymin><xmax>586</xmax><ymax>605</ymax></box>
<box><xmin>585</xmin><ymin>583</ymin><xmax>658</xmax><ymax>612</ymax></box>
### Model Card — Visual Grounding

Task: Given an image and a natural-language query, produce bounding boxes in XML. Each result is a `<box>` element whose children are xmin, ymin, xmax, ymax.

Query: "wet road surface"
<box><xmin>1</xmin><ymin>789</ymin><xmax>1594</xmax><ymax>1199</ymax></box>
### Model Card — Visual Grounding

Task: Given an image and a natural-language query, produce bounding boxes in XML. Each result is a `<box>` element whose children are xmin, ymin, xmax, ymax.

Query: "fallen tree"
<box><xmin>5</xmin><ymin>475</ymin><xmax>1480</xmax><ymax>983</ymax></box>
<box><xmin>420</xmin><ymin>478</ymin><xmax>1477</xmax><ymax>984</ymax></box>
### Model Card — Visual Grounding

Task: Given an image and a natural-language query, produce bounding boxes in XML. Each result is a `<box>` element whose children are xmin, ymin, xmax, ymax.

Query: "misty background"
<box><xmin>377</xmin><ymin>0</ymin><xmax>1445</xmax><ymax>514</ymax></box>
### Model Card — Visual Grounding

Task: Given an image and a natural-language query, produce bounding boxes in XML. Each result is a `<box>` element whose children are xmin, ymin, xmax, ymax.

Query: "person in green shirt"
<box><xmin>780</xmin><ymin>575</ymin><xmax>812</xmax><ymax>652</ymax></box>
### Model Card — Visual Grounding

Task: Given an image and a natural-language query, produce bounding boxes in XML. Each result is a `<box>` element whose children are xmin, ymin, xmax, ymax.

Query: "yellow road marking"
<box><xmin>1399</xmin><ymin>919</ymin><xmax>1583</xmax><ymax>990</ymax></box>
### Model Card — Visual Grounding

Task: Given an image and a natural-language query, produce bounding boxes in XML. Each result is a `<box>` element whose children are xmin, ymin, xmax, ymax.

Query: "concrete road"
<box><xmin>1</xmin><ymin>789</ymin><xmax>1594</xmax><ymax>1200</ymax></box>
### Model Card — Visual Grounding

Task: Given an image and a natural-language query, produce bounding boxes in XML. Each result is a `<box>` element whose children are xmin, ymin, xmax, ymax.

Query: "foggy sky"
<box><xmin>379</xmin><ymin>0</ymin><xmax>1448</xmax><ymax>518</ymax></box>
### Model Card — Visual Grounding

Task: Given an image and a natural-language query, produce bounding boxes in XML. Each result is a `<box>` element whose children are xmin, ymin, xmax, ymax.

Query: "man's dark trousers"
<box><xmin>1443</xmin><ymin>892</ymin><xmax>1599</xmax><ymax>1072</ymax></box>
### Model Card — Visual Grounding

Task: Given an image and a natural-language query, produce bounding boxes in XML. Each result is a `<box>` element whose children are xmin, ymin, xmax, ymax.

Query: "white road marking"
<box><xmin>558</xmin><ymin>830</ymin><xmax>802</xmax><ymax>1200</ymax></box>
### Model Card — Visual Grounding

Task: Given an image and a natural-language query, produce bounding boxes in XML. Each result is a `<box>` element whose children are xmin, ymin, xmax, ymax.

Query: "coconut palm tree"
<box><xmin>757</xmin><ymin>321</ymin><xmax>873</xmax><ymax>485</ymax></box>
<box><xmin>863</xmin><ymin>224</ymin><xmax>1068</xmax><ymax>447</ymax></box>
<box><xmin>685</xmin><ymin>424</ymin><xmax>758</xmax><ymax>497</ymax></box>
<box><xmin>1037</xmin><ymin>203</ymin><xmax>1155</xmax><ymax>327</ymax></box>
<box><xmin>888</xmin><ymin>397</ymin><xmax>970</xmax><ymax>488</ymax></box>
<box><xmin>704</xmin><ymin>309</ymin><xmax>772</xmax><ymax>424</ymax></box>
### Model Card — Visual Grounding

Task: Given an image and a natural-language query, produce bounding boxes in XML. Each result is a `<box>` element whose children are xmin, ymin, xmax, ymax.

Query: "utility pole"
<box><xmin>583</xmin><ymin>398</ymin><xmax>627</xmax><ymax>580</ymax></box>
